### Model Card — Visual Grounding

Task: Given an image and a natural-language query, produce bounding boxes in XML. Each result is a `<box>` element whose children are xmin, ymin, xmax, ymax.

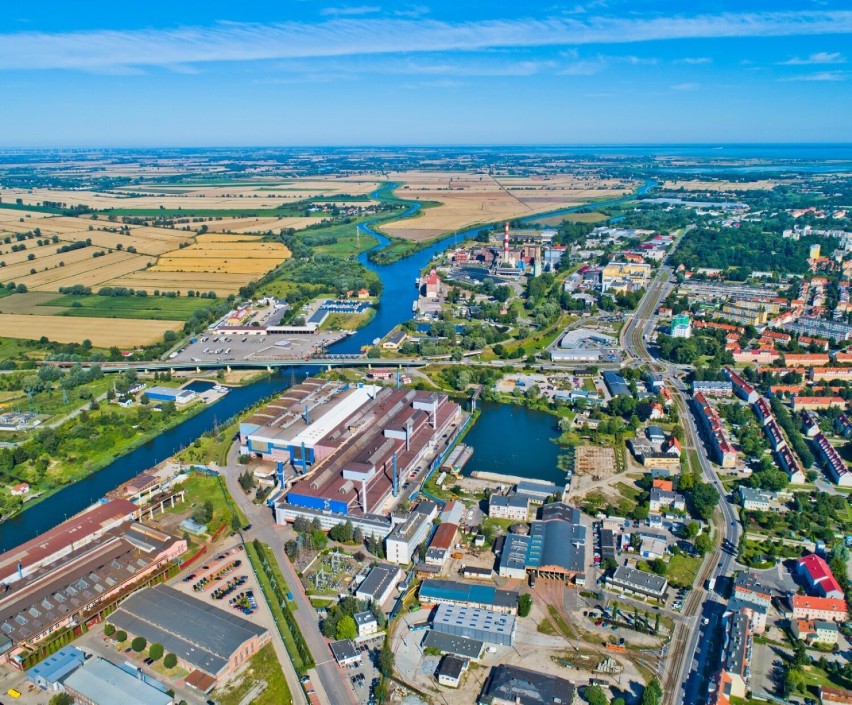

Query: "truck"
<box><xmin>706</xmin><ymin>577</ymin><xmax>716</xmax><ymax>592</ymax></box>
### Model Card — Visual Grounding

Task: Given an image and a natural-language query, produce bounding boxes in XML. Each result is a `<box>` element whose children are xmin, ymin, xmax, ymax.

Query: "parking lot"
<box><xmin>172</xmin><ymin>329</ymin><xmax>347</xmax><ymax>364</ymax></box>
<box><xmin>343</xmin><ymin>636</ymin><xmax>384</xmax><ymax>705</ymax></box>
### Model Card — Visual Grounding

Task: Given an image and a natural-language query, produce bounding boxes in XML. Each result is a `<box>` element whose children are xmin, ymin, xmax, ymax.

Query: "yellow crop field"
<box><xmin>104</xmin><ymin>270</ymin><xmax>252</xmax><ymax>297</ymax></box>
<box><xmin>382</xmin><ymin>171</ymin><xmax>633</xmax><ymax>241</ymax></box>
<box><xmin>16</xmin><ymin>251</ymin><xmax>154</xmax><ymax>292</ymax></box>
<box><xmin>661</xmin><ymin>179</ymin><xmax>785</xmax><ymax>191</ymax></box>
<box><xmin>201</xmin><ymin>216</ymin><xmax>327</xmax><ymax>233</ymax></box>
<box><xmin>0</xmin><ymin>313</ymin><xmax>179</xmax><ymax>347</ymax></box>
<box><xmin>148</xmin><ymin>238</ymin><xmax>290</xmax><ymax>275</ymax></box>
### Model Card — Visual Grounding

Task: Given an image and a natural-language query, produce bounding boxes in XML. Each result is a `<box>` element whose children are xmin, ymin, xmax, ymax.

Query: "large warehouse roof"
<box><xmin>419</xmin><ymin>579</ymin><xmax>518</xmax><ymax>610</ymax></box>
<box><xmin>110</xmin><ymin>585</ymin><xmax>267</xmax><ymax>676</ymax></box>
<box><xmin>63</xmin><ymin>657</ymin><xmax>172</xmax><ymax>705</ymax></box>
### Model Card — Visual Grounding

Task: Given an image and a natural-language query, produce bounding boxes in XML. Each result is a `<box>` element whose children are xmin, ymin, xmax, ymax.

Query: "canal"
<box><xmin>462</xmin><ymin>401</ymin><xmax>567</xmax><ymax>485</ymax></box>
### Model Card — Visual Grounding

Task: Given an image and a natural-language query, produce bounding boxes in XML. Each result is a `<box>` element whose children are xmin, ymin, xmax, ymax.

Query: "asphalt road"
<box><xmin>221</xmin><ymin>446</ymin><xmax>357</xmax><ymax>705</ymax></box>
<box><xmin>621</xmin><ymin>254</ymin><xmax>743</xmax><ymax>705</ymax></box>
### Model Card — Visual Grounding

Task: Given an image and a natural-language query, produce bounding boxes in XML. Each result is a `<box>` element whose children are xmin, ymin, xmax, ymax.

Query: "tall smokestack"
<box><xmin>503</xmin><ymin>222</ymin><xmax>510</xmax><ymax>263</ymax></box>
<box><xmin>392</xmin><ymin>453</ymin><xmax>398</xmax><ymax>498</ymax></box>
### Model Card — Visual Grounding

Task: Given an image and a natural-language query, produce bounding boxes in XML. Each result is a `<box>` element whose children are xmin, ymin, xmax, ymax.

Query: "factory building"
<box><xmin>478</xmin><ymin>664</ymin><xmax>576</xmax><ymax>705</ymax></box>
<box><xmin>271</xmin><ymin>385</ymin><xmax>459</xmax><ymax>518</ymax></box>
<box><xmin>418</xmin><ymin>580</ymin><xmax>519</xmax><ymax>614</ymax></box>
<box><xmin>0</xmin><ymin>505</ymin><xmax>185</xmax><ymax>667</ymax></box>
<box><xmin>432</xmin><ymin>603</ymin><xmax>516</xmax><ymax>646</ymax></box>
<box><xmin>355</xmin><ymin>563</ymin><xmax>402</xmax><ymax>605</ymax></box>
<box><xmin>63</xmin><ymin>657</ymin><xmax>173</xmax><ymax>705</ymax></box>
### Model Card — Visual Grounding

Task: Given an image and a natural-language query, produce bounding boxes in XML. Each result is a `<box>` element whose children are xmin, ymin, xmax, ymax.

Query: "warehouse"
<box><xmin>109</xmin><ymin>585</ymin><xmax>270</xmax><ymax>681</ymax></box>
<box><xmin>26</xmin><ymin>646</ymin><xmax>85</xmax><ymax>691</ymax></box>
<box><xmin>479</xmin><ymin>664</ymin><xmax>576</xmax><ymax>705</ymax></box>
<box><xmin>432</xmin><ymin>603</ymin><xmax>516</xmax><ymax>646</ymax></box>
<box><xmin>603</xmin><ymin>370</ymin><xmax>631</xmax><ymax>397</ymax></box>
<box><xmin>355</xmin><ymin>563</ymin><xmax>402</xmax><ymax>605</ymax></box>
<box><xmin>421</xmin><ymin>630</ymin><xmax>483</xmax><ymax>659</ymax></box>
<box><xmin>425</xmin><ymin>523</ymin><xmax>459</xmax><ymax>566</ymax></box>
<box><xmin>145</xmin><ymin>386</ymin><xmax>197</xmax><ymax>405</ymax></box>
<box><xmin>63</xmin><ymin>657</ymin><xmax>173</xmax><ymax>705</ymax></box>
<box><xmin>418</xmin><ymin>579</ymin><xmax>519</xmax><ymax>614</ymax></box>
<box><xmin>0</xmin><ymin>519</ymin><xmax>185</xmax><ymax>664</ymax></box>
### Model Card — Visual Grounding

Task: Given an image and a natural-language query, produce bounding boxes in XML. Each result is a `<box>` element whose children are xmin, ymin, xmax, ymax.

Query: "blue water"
<box><xmin>463</xmin><ymin>401</ymin><xmax>565</xmax><ymax>484</ymax></box>
<box><xmin>0</xmin><ymin>370</ymin><xmax>309</xmax><ymax>551</ymax></box>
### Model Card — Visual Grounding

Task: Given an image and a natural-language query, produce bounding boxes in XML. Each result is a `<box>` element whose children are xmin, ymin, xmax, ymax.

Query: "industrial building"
<box><xmin>355</xmin><ymin>563</ymin><xmax>403</xmax><ymax>605</ymax></box>
<box><xmin>436</xmin><ymin>654</ymin><xmax>467</xmax><ymax>688</ymax></box>
<box><xmin>496</xmin><ymin>503</ymin><xmax>586</xmax><ymax>584</ymax></box>
<box><xmin>422</xmin><ymin>630</ymin><xmax>483</xmax><ymax>659</ymax></box>
<box><xmin>385</xmin><ymin>502</ymin><xmax>439</xmax><ymax>564</ymax></box>
<box><xmin>432</xmin><ymin>603</ymin><xmax>516</xmax><ymax>646</ymax></box>
<box><xmin>603</xmin><ymin>370</ymin><xmax>631</xmax><ymax>398</ymax></box>
<box><xmin>487</xmin><ymin>494</ymin><xmax>529</xmax><ymax>521</ymax></box>
<box><xmin>0</xmin><ymin>504</ymin><xmax>185</xmax><ymax>666</ymax></box>
<box><xmin>418</xmin><ymin>580</ymin><xmax>519</xmax><ymax>614</ymax></box>
<box><xmin>26</xmin><ymin>646</ymin><xmax>85</xmax><ymax>691</ymax></box>
<box><xmin>478</xmin><ymin>664</ymin><xmax>576</xmax><ymax>705</ymax></box>
<box><xmin>425</xmin><ymin>523</ymin><xmax>459</xmax><ymax>566</ymax></box>
<box><xmin>63</xmin><ymin>657</ymin><xmax>173</xmax><ymax>705</ymax></box>
<box><xmin>550</xmin><ymin>328</ymin><xmax>620</xmax><ymax>363</ymax></box>
<box><xmin>145</xmin><ymin>386</ymin><xmax>197</xmax><ymax>405</ymax></box>
<box><xmin>109</xmin><ymin>584</ymin><xmax>270</xmax><ymax>681</ymax></box>
<box><xmin>260</xmin><ymin>381</ymin><xmax>460</xmax><ymax>520</ymax></box>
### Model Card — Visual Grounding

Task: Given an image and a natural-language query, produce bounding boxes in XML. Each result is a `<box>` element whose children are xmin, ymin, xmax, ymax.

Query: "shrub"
<box><xmin>149</xmin><ymin>642</ymin><xmax>164</xmax><ymax>661</ymax></box>
<box><xmin>164</xmin><ymin>653</ymin><xmax>178</xmax><ymax>669</ymax></box>
<box><xmin>115</xmin><ymin>630</ymin><xmax>127</xmax><ymax>643</ymax></box>
<box><xmin>131</xmin><ymin>636</ymin><xmax>147</xmax><ymax>652</ymax></box>
<box><xmin>103</xmin><ymin>623</ymin><xmax>115</xmax><ymax>637</ymax></box>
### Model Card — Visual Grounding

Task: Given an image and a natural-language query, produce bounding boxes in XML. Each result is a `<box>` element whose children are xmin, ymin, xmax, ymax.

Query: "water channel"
<box><xmin>0</xmin><ymin>180</ymin><xmax>655</xmax><ymax>550</ymax></box>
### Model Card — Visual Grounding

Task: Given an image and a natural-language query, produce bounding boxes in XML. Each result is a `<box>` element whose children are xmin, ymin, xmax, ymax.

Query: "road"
<box><xmin>221</xmin><ymin>445</ymin><xmax>357</xmax><ymax>705</ymax></box>
<box><xmin>621</xmin><ymin>253</ymin><xmax>742</xmax><ymax>705</ymax></box>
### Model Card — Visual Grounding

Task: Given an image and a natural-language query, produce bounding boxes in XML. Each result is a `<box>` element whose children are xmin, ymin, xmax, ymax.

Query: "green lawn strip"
<box><xmin>44</xmin><ymin>294</ymin><xmax>211</xmax><ymax>321</ymax></box>
<box><xmin>245</xmin><ymin>540</ymin><xmax>314</xmax><ymax>675</ymax></box>
<box><xmin>547</xmin><ymin>605</ymin><xmax>577</xmax><ymax>640</ymax></box>
<box><xmin>666</xmin><ymin>554</ymin><xmax>702</xmax><ymax>588</ymax></box>
<box><xmin>213</xmin><ymin>643</ymin><xmax>293</xmax><ymax>705</ymax></box>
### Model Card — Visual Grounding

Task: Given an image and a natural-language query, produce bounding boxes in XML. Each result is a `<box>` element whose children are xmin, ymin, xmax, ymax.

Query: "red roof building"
<box><xmin>798</xmin><ymin>554</ymin><xmax>844</xmax><ymax>599</ymax></box>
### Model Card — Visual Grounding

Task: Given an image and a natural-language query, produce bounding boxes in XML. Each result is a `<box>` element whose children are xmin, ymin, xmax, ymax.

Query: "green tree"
<box><xmin>336</xmin><ymin>615</ymin><xmax>358</xmax><ymax>641</ymax></box>
<box><xmin>585</xmin><ymin>685</ymin><xmax>609</xmax><ymax>705</ymax></box>
<box><xmin>689</xmin><ymin>483</ymin><xmax>720</xmax><ymax>520</ymax></box>
<box><xmin>695</xmin><ymin>533</ymin><xmax>713</xmax><ymax>556</ymax></box>
<box><xmin>685</xmin><ymin>521</ymin><xmax>700</xmax><ymax>539</ymax></box>
<box><xmin>115</xmin><ymin>630</ymin><xmax>127</xmax><ymax>643</ymax></box>
<box><xmin>49</xmin><ymin>694</ymin><xmax>75</xmax><ymax>705</ymax></box>
<box><xmin>163</xmin><ymin>653</ymin><xmax>178</xmax><ymax>669</ymax></box>
<box><xmin>131</xmin><ymin>636</ymin><xmax>147</xmax><ymax>652</ymax></box>
<box><xmin>518</xmin><ymin>593</ymin><xmax>533</xmax><ymax>617</ymax></box>
<box><xmin>103</xmin><ymin>623</ymin><xmax>115</xmax><ymax>637</ymax></box>
<box><xmin>641</xmin><ymin>678</ymin><xmax>663</xmax><ymax>705</ymax></box>
<box><xmin>149</xmin><ymin>642</ymin><xmax>164</xmax><ymax>661</ymax></box>
<box><xmin>378</xmin><ymin>639</ymin><xmax>395</xmax><ymax>677</ymax></box>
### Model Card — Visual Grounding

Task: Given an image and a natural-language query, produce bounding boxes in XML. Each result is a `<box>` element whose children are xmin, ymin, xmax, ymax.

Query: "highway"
<box><xmin>621</xmin><ymin>255</ymin><xmax>742</xmax><ymax>705</ymax></box>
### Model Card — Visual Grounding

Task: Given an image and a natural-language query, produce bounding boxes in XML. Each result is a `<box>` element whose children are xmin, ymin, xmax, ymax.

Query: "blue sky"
<box><xmin>1</xmin><ymin>1</ymin><xmax>850</xmax><ymax>146</ymax></box>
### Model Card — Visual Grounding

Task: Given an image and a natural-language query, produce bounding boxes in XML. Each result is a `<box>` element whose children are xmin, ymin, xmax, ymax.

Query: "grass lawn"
<box><xmin>245</xmin><ymin>541</ymin><xmax>311</xmax><ymax>674</ymax></box>
<box><xmin>168</xmin><ymin>472</ymin><xmax>248</xmax><ymax>529</ymax></box>
<box><xmin>666</xmin><ymin>554</ymin><xmax>702</xmax><ymax>588</ymax></box>
<box><xmin>175</xmin><ymin>421</ymin><xmax>239</xmax><ymax>467</ymax></box>
<box><xmin>537</xmin><ymin>618</ymin><xmax>558</xmax><ymax>635</ymax></box>
<box><xmin>45</xmin><ymin>294</ymin><xmax>211</xmax><ymax>321</ymax></box>
<box><xmin>319</xmin><ymin>308</ymin><xmax>375</xmax><ymax>332</ymax></box>
<box><xmin>546</xmin><ymin>605</ymin><xmax>577</xmax><ymax>640</ymax></box>
<box><xmin>213</xmin><ymin>643</ymin><xmax>293</xmax><ymax>705</ymax></box>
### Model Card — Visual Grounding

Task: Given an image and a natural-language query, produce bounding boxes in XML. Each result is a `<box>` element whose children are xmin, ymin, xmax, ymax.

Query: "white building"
<box><xmin>353</xmin><ymin>611</ymin><xmax>379</xmax><ymax>638</ymax></box>
<box><xmin>385</xmin><ymin>502</ymin><xmax>438</xmax><ymax>564</ymax></box>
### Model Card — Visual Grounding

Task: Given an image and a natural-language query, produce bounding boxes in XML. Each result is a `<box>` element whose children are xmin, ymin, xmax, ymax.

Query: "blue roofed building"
<box><xmin>418</xmin><ymin>579</ymin><xmax>519</xmax><ymax>614</ymax></box>
<box><xmin>63</xmin><ymin>657</ymin><xmax>173</xmax><ymax>705</ymax></box>
<box><xmin>26</xmin><ymin>646</ymin><xmax>85</xmax><ymax>691</ymax></box>
<box><xmin>603</xmin><ymin>371</ymin><xmax>631</xmax><ymax>398</ymax></box>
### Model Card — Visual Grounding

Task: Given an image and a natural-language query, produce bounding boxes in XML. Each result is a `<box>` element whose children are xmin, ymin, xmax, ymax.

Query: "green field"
<box><xmin>666</xmin><ymin>554</ymin><xmax>702</xmax><ymax>588</ymax></box>
<box><xmin>213</xmin><ymin>643</ymin><xmax>292</xmax><ymax>705</ymax></box>
<box><xmin>45</xmin><ymin>295</ymin><xmax>212</xmax><ymax>321</ymax></box>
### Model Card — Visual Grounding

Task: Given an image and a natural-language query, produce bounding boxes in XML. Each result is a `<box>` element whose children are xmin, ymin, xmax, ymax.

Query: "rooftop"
<box><xmin>419</xmin><ymin>579</ymin><xmax>518</xmax><ymax>610</ymax></box>
<box><xmin>433</xmin><ymin>603</ymin><xmax>515</xmax><ymax>639</ymax></box>
<box><xmin>479</xmin><ymin>664</ymin><xmax>576</xmax><ymax>705</ymax></box>
<box><xmin>109</xmin><ymin>585</ymin><xmax>267</xmax><ymax>676</ymax></box>
<box><xmin>437</xmin><ymin>654</ymin><xmax>466</xmax><ymax>680</ymax></box>
<box><xmin>422</xmin><ymin>629</ymin><xmax>483</xmax><ymax>659</ymax></box>
<box><xmin>63</xmin><ymin>657</ymin><xmax>172</xmax><ymax>705</ymax></box>
<box><xmin>356</xmin><ymin>563</ymin><xmax>400</xmax><ymax>600</ymax></box>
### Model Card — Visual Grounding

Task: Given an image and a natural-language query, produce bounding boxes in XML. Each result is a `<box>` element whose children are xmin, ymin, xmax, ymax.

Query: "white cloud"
<box><xmin>676</xmin><ymin>57</ymin><xmax>712</xmax><ymax>64</ymax></box>
<box><xmin>780</xmin><ymin>51</ymin><xmax>845</xmax><ymax>65</ymax></box>
<box><xmin>780</xmin><ymin>71</ymin><xmax>846</xmax><ymax>81</ymax></box>
<box><xmin>319</xmin><ymin>5</ymin><xmax>381</xmax><ymax>17</ymax></box>
<box><xmin>1</xmin><ymin>11</ymin><xmax>851</xmax><ymax>71</ymax></box>
<box><xmin>671</xmin><ymin>82</ymin><xmax>700</xmax><ymax>91</ymax></box>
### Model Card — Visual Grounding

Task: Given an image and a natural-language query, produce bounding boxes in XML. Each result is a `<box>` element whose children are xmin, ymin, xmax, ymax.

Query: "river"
<box><xmin>0</xmin><ymin>180</ymin><xmax>655</xmax><ymax>550</ymax></box>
